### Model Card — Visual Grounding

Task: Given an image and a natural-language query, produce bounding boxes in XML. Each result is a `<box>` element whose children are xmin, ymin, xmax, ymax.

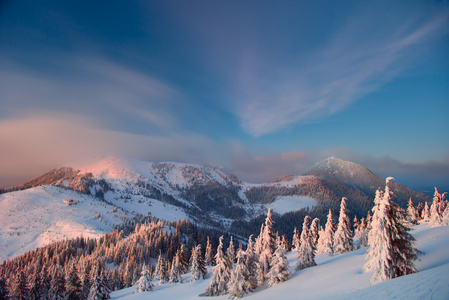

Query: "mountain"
<box><xmin>0</xmin><ymin>156</ymin><xmax>433</xmax><ymax>261</ymax></box>
<box><xmin>304</xmin><ymin>157</ymin><xmax>432</xmax><ymax>207</ymax></box>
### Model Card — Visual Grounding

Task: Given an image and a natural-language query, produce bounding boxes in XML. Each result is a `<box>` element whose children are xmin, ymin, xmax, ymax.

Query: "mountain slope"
<box><xmin>110</xmin><ymin>223</ymin><xmax>449</xmax><ymax>299</ymax></box>
<box><xmin>304</xmin><ymin>157</ymin><xmax>432</xmax><ymax>207</ymax></box>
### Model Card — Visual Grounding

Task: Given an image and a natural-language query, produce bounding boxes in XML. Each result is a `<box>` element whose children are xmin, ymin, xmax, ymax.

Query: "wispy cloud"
<box><xmin>230</xmin><ymin>11</ymin><xmax>448</xmax><ymax>136</ymax></box>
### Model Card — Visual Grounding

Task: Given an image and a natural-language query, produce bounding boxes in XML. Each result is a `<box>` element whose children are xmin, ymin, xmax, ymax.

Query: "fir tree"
<box><xmin>65</xmin><ymin>263</ymin><xmax>82</xmax><ymax>300</ymax></box>
<box><xmin>422</xmin><ymin>201</ymin><xmax>430</xmax><ymax>221</ymax></box>
<box><xmin>155</xmin><ymin>253</ymin><xmax>169</xmax><ymax>284</ymax></box>
<box><xmin>49</xmin><ymin>267</ymin><xmax>65</xmax><ymax>300</ymax></box>
<box><xmin>296</xmin><ymin>216</ymin><xmax>316</xmax><ymax>271</ymax></box>
<box><xmin>310</xmin><ymin>218</ymin><xmax>320</xmax><ymax>246</ymax></box>
<box><xmin>266</xmin><ymin>240</ymin><xmax>290</xmax><ymax>287</ymax></box>
<box><xmin>88</xmin><ymin>268</ymin><xmax>110</xmax><ymax>300</ymax></box>
<box><xmin>333</xmin><ymin>197</ymin><xmax>354</xmax><ymax>255</ymax></box>
<box><xmin>205</xmin><ymin>236</ymin><xmax>232</xmax><ymax>296</ymax></box>
<box><xmin>245</xmin><ymin>235</ymin><xmax>258</xmax><ymax>291</ymax></box>
<box><xmin>134</xmin><ymin>264</ymin><xmax>153</xmax><ymax>294</ymax></box>
<box><xmin>10</xmin><ymin>271</ymin><xmax>28</xmax><ymax>300</ymax></box>
<box><xmin>407</xmin><ymin>198</ymin><xmax>418</xmax><ymax>225</ymax></box>
<box><xmin>228</xmin><ymin>249</ymin><xmax>249</xmax><ymax>299</ymax></box>
<box><xmin>292</xmin><ymin>227</ymin><xmax>300</xmax><ymax>252</ymax></box>
<box><xmin>205</xmin><ymin>236</ymin><xmax>215</xmax><ymax>266</ymax></box>
<box><xmin>169</xmin><ymin>252</ymin><xmax>183</xmax><ymax>283</ymax></box>
<box><xmin>190</xmin><ymin>245</ymin><xmax>207</xmax><ymax>281</ymax></box>
<box><xmin>28</xmin><ymin>268</ymin><xmax>42</xmax><ymax>300</ymax></box>
<box><xmin>178</xmin><ymin>244</ymin><xmax>189</xmax><ymax>274</ymax></box>
<box><xmin>258</xmin><ymin>209</ymin><xmax>276</xmax><ymax>283</ymax></box>
<box><xmin>227</xmin><ymin>236</ymin><xmax>236</xmax><ymax>264</ymax></box>
<box><xmin>316</xmin><ymin>209</ymin><xmax>334</xmax><ymax>255</ymax></box>
<box><xmin>357</xmin><ymin>217</ymin><xmax>369</xmax><ymax>248</ymax></box>
<box><xmin>364</xmin><ymin>177</ymin><xmax>420</xmax><ymax>284</ymax></box>
<box><xmin>430</xmin><ymin>187</ymin><xmax>443</xmax><ymax>227</ymax></box>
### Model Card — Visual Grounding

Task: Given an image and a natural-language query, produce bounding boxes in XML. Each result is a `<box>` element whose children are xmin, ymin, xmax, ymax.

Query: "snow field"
<box><xmin>111</xmin><ymin>223</ymin><xmax>449</xmax><ymax>300</ymax></box>
<box><xmin>264</xmin><ymin>196</ymin><xmax>316</xmax><ymax>215</ymax></box>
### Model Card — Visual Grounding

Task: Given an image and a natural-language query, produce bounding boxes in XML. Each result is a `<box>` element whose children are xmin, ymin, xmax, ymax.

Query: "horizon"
<box><xmin>1</xmin><ymin>1</ymin><xmax>448</xmax><ymax>190</ymax></box>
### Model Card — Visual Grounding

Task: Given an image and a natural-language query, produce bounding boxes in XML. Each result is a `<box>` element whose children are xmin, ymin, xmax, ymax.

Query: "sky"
<box><xmin>0</xmin><ymin>0</ymin><xmax>448</xmax><ymax>191</ymax></box>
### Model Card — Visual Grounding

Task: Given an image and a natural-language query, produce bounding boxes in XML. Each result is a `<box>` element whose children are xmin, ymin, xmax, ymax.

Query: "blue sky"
<box><xmin>0</xmin><ymin>0</ymin><xmax>448</xmax><ymax>190</ymax></box>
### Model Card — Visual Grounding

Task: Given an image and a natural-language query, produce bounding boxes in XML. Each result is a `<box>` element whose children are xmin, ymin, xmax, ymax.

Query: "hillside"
<box><xmin>0</xmin><ymin>156</ymin><xmax>434</xmax><ymax>261</ymax></box>
<box><xmin>110</xmin><ymin>222</ymin><xmax>449</xmax><ymax>300</ymax></box>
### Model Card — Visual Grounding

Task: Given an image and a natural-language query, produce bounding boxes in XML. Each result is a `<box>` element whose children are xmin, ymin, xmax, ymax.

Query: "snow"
<box><xmin>264</xmin><ymin>196</ymin><xmax>316</xmax><ymax>214</ymax></box>
<box><xmin>111</xmin><ymin>223</ymin><xmax>449</xmax><ymax>300</ymax></box>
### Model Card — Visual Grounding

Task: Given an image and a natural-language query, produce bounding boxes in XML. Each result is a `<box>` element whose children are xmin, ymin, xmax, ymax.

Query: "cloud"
<box><xmin>0</xmin><ymin>114</ymin><xmax>226</xmax><ymax>187</ymax></box>
<box><xmin>226</xmin><ymin>142</ymin><xmax>316</xmax><ymax>183</ymax></box>
<box><xmin>229</xmin><ymin>9</ymin><xmax>448</xmax><ymax>136</ymax></box>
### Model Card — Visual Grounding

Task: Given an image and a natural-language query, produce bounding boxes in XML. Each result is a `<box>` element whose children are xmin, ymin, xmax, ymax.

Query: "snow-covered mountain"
<box><xmin>0</xmin><ymin>156</ymin><xmax>432</xmax><ymax>262</ymax></box>
<box><xmin>110</xmin><ymin>222</ymin><xmax>449</xmax><ymax>299</ymax></box>
<box><xmin>304</xmin><ymin>157</ymin><xmax>431</xmax><ymax>207</ymax></box>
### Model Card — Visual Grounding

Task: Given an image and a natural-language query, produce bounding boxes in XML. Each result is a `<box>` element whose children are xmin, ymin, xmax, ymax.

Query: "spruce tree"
<box><xmin>310</xmin><ymin>218</ymin><xmax>320</xmax><ymax>246</ymax></box>
<box><xmin>49</xmin><ymin>267</ymin><xmax>65</xmax><ymax>300</ymax></box>
<box><xmin>28</xmin><ymin>268</ymin><xmax>42</xmax><ymax>300</ymax></box>
<box><xmin>292</xmin><ymin>227</ymin><xmax>300</xmax><ymax>252</ymax></box>
<box><xmin>422</xmin><ymin>201</ymin><xmax>430</xmax><ymax>221</ymax></box>
<box><xmin>205</xmin><ymin>236</ymin><xmax>232</xmax><ymax>296</ymax></box>
<box><xmin>430</xmin><ymin>187</ymin><xmax>443</xmax><ymax>227</ymax></box>
<box><xmin>266</xmin><ymin>240</ymin><xmax>290</xmax><ymax>287</ymax></box>
<box><xmin>134</xmin><ymin>264</ymin><xmax>153</xmax><ymax>293</ymax></box>
<box><xmin>296</xmin><ymin>216</ymin><xmax>316</xmax><ymax>271</ymax></box>
<box><xmin>357</xmin><ymin>217</ymin><xmax>369</xmax><ymax>248</ymax></box>
<box><xmin>87</xmin><ymin>268</ymin><xmax>110</xmax><ymax>300</ymax></box>
<box><xmin>364</xmin><ymin>177</ymin><xmax>420</xmax><ymax>283</ymax></box>
<box><xmin>333</xmin><ymin>197</ymin><xmax>354</xmax><ymax>255</ymax></box>
<box><xmin>258</xmin><ymin>209</ymin><xmax>276</xmax><ymax>283</ymax></box>
<box><xmin>178</xmin><ymin>244</ymin><xmax>189</xmax><ymax>274</ymax></box>
<box><xmin>228</xmin><ymin>249</ymin><xmax>249</xmax><ymax>299</ymax></box>
<box><xmin>10</xmin><ymin>271</ymin><xmax>28</xmax><ymax>300</ymax></box>
<box><xmin>205</xmin><ymin>236</ymin><xmax>215</xmax><ymax>266</ymax></box>
<box><xmin>245</xmin><ymin>235</ymin><xmax>258</xmax><ymax>291</ymax></box>
<box><xmin>169</xmin><ymin>252</ymin><xmax>183</xmax><ymax>283</ymax></box>
<box><xmin>227</xmin><ymin>236</ymin><xmax>236</xmax><ymax>264</ymax></box>
<box><xmin>190</xmin><ymin>245</ymin><xmax>207</xmax><ymax>281</ymax></box>
<box><xmin>0</xmin><ymin>272</ymin><xmax>8</xmax><ymax>300</ymax></box>
<box><xmin>407</xmin><ymin>198</ymin><xmax>418</xmax><ymax>225</ymax></box>
<box><xmin>316</xmin><ymin>209</ymin><xmax>334</xmax><ymax>255</ymax></box>
<box><xmin>65</xmin><ymin>263</ymin><xmax>82</xmax><ymax>300</ymax></box>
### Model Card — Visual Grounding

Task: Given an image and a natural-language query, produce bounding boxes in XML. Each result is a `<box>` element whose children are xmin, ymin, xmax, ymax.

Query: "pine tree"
<box><xmin>316</xmin><ymin>209</ymin><xmax>334</xmax><ymax>255</ymax></box>
<box><xmin>407</xmin><ymin>198</ymin><xmax>418</xmax><ymax>225</ymax></box>
<box><xmin>228</xmin><ymin>249</ymin><xmax>249</xmax><ymax>299</ymax></box>
<box><xmin>88</xmin><ymin>268</ymin><xmax>110</xmax><ymax>300</ymax></box>
<box><xmin>258</xmin><ymin>209</ymin><xmax>276</xmax><ymax>283</ymax></box>
<box><xmin>364</xmin><ymin>177</ymin><xmax>420</xmax><ymax>283</ymax></box>
<box><xmin>205</xmin><ymin>236</ymin><xmax>232</xmax><ymax>296</ymax></box>
<box><xmin>310</xmin><ymin>218</ymin><xmax>320</xmax><ymax>247</ymax></box>
<box><xmin>155</xmin><ymin>253</ymin><xmax>169</xmax><ymax>284</ymax></box>
<box><xmin>49</xmin><ymin>267</ymin><xmax>65</xmax><ymax>300</ymax></box>
<box><xmin>227</xmin><ymin>236</ymin><xmax>236</xmax><ymax>264</ymax></box>
<box><xmin>430</xmin><ymin>187</ymin><xmax>443</xmax><ymax>227</ymax></box>
<box><xmin>65</xmin><ymin>263</ymin><xmax>82</xmax><ymax>300</ymax></box>
<box><xmin>10</xmin><ymin>271</ymin><xmax>28</xmax><ymax>300</ymax></box>
<box><xmin>178</xmin><ymin>244</ymin><xmax>189</xmax><ymax>274</ymax></box>
<box><xmin>292</xmin><ymin>227</ymin><xmax>300</xmax><ymax>252</ymax></box>
<box><xmin>254</xmin><ymin>224</ymin><xmax>264</xmax><ymax>256</ymax></box>
<box><xmin>422</xmin><ymin>201</ymin><xmax>430</xmax><ymax>221</ymax></box>
<box><xmin>28</xmin><ymin>268</ymin><xmax>42</xmax><ymax>300</ymax></box>
<box><xmin>169</xmin><ymin>252</ymin><xmax>183</xmax><ymax>283</ymax></box>
<box><xmin>245</xmin><ymin>235</ymin><xmax>258</xmax><ymax>291</ymax></box>
<box><xmin>333</xmin><ymin>197</ymin><xmax>354</xmax><ymax>255</ymax></box>
<box><xmin>205</xmin><ymin>236</ymin><xmax>215</xmax><ymax>266</ymax></box>
<box><xmin>296</xmin><ymin>216</ymin><xmax>316</xmax><ymax>271</ymax></box>
<box><xmin>190</xmin><ymin>245</ymin><xmax>207</xmax><ymax>281</ymax></box>
<box><xmin>357</xmin><ymin>217</ymin><xmax>369</xmax><ymax>248</ymax></box>
<box><xmin>266</xmin><ymin>240</ymin><xmax>290</xmax><ymax>287</ymax></box>
<box><xmin>134</xmin><ymin>264</ymin><xmax>153</xmax><ymax>293</ymax></box>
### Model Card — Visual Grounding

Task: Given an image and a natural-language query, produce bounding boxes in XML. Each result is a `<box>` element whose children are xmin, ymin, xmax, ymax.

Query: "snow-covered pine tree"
<box><xmin>190</xmin><ymin>245</ymin><xmax>207</xmax><ymax>281</ymax></box>
<box><xmin>227</xmin><ymin>236</ymin><xmax>236</xmax><ymax>264</ymax></box>
<box><xmin>169</xmin><ymin>252</ymin><xmax>183</xmax><ymax>283</ymax></box>
<box><xmin>364</xmin><ymin>177</ymin><xmax>419</xmax><ymax>283</ymax></box>
<box><xmin>407</xmin><ymin>198</ymin><xmax>418</xmax><ymax>225</ymax></box>
<box><xmin>178</xmin><ymin>244</ymin><xmax>189</xmax><ymax>274</ymax></box>
<box><xmin>134</xmin><ymin>263</ymin><xmax>153</xmax><ymax>293</ymax></box>
<box><xmin>65</xmin><ymin>262</ymin><xmax>82</xmax><ymax>300</ymax></box>
<box><xmin>281</xmin><ymin>235</ymin><xmax>290</xmax><ymax>252</ymax></box>
<box><xmin>254</xmin><ymin>224</ymin><xmax>264</xmax><ymax>256</ymax></box>
<box><xmin>266</xmin><ymin>239</ymin><xmax>290</xmax><ymax>287</ymax></box>
<box><xmin>228</xmin><ymin>249</ymin><xmax>249</xmax><ymax>299</ymax></box>
<box><xmin>357</xmin><ymin>217</ymin><xmax>369</xmax><ymax>248</ymax></box>
<box><xmin>316</xmin><ymin>209</ymin><xmax>334</xmax><ymax>255</ymax></box>
<box><xmin>205</xmin><ymin>236</ymin><xmax>233</xmax><ymax>296</ymax></box>
<box><xmin>205</xmin><ymin>236</ymin><xmax>215</xmax><ymax>266</ymax></box>
<box><xmin>258</xmin><ymin>209</ymin><xmax>276</xmax><ymax>283</ymax></box>
<box><xmin>422</xmin><ymin>201</ymin><xmax>430</xmax><ymax>221</ymax></box>
<box><xmin>333</xmin><ymin>197</ymin><xmax>354</xmax><ymax>255</ymax></box>
<box><xmin>353</xmin><ymin>216</ymin><xmax>361</xmax><ymax>237</ymax></box>
<box><xmin>245</xmin><ymin>235</ymin><xmax>258</xmax><ymax>291</ymax></box>
<box><xmin>296</xmin><ymin>216</ymin><xmax>316</xmax><ymax>271</ymax></box>
<box><xmin>49</xmin><ymin>267</ymin><xmax>65</xmax><ymax>300</ymax></box>
<box><xmin>155</xmin><ymin>253</ymin><xmax>169</xmax><ymax>284</ymax></box>
<box><xmin>10</xmin><ymin>271</ymin><xmax>28</xmax><ymax>300</ymax></box>
<box><xmin>430</xmin><ymin>187</ymin><xmax>443</xmax><ymax>227</ymax></box>
<box><xmin>28</xmin><ymin>268</ymin><xmax>42</xmax><ymax>300</ymax></box>
<box><xmin>310</xmin><ymin>218</ymin><xmax>320</xmax><ymax>247</ymax></box>
<box><xmin>292</xmin><ymin>227</ymin><xmax>300</xmax><ymax>252</ymax></box>
<box><xmin>88</xmin><ymin>268</ymin><xmax>110</xmax><ymax>299</ymax></box>
<box><xmin>442</xmin><ymin>204</ymin><xmax>449</xmax><ymax>226</ymax></box>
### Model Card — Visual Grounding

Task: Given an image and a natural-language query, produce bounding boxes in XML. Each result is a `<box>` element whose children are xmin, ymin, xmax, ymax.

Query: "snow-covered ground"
<box><xmin>0</xmin><ymin>185</ymin><xmax>187</xmax><ymax>262</ymax></box>
<box><xmin>111</xmin><ymin>223</ymin><xmax>449</xmax><ymax>300</ymax></box>
<box><xmin>264</xmin><ymin>196</ymin><xmax>316</xmax><ymax>215</ymax></box>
